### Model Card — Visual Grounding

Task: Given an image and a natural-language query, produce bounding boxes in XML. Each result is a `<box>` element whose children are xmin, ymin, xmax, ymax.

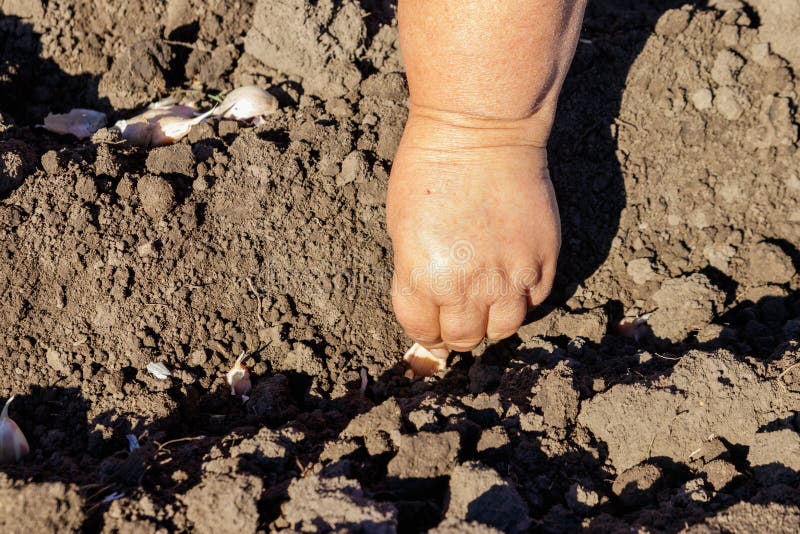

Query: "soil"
<box><xmin>1</xmin><ymin>0</ymin><xmax>799</xmax><ymax>532</ymax></box>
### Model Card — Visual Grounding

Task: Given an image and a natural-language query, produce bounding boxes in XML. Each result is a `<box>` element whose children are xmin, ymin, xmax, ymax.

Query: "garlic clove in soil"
<box><xmin>0</xmin><ymin>396</ymin><xmax>30</xmax><ymax>463</ymax></box>
<box><xmin>42</xmin><ymin>108</ymin><xmax>107</xmax><ymax>139</ymax></box>
<box><xmin>150</xmin><ymin>107</ymin><xmax>217</xmax><ymax>147</ymax></box>
<box><xmin>113</xmin><ymin>105</ymin><xmax>210</xmax><ymax>147</ymax></box>
<box><xmin>617</xmin><ymin>314</ymin><xmax>651</xmax><ymax>342</ymax></box>
<box><xmin>226</xmin><ymin>352</ymin><xmax>252</xmax><ymax>398</ymax></box>
<box><xmin>217</xmin><ymin>85</ymin><xmax>278</xmax><ymax>124</ymax></box>
<box><xmin>403</xmin><ymin>343</ymin><xmax>450</xmax><ymax>379</ymax></box>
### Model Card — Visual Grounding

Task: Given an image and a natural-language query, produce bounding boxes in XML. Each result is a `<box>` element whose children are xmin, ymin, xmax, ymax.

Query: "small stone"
<box><xmin>703</xmin><ymin>242</ymin><xmax>736</xmax><ymax>271</ymax></box>
<box><xmin>691</xmin><ymin>88</ymin><xmax>713</xmax><ymax>111</ymax></box>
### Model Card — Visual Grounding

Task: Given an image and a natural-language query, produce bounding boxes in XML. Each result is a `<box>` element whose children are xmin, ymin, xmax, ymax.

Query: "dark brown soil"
<box><xmin>1</xmin><ymin>0</ymin><xmax>799</xmax><ymax>532</ymax></box>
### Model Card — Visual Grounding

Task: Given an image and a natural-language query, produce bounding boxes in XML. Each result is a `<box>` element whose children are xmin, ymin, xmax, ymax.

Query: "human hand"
<box><xmin>387</xmin><ymin>108</ymin><xmax>561</xmax><ymax>360</ymax></box>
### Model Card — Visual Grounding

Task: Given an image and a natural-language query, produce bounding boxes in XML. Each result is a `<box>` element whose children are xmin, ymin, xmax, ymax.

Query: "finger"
<box><xmin>486</xmin><ymin>294</ymin><xmax>528</xmax><ymax>340</ymax></box>
<box><xmin>527</xmin><ymin>259</ymin><xmax>556</xmax><ymax>307</ymax></box>
<box><xmin>439</xmin><ymin>302</ymin><xmax>487</xmax><ymax>351</ymax></box>
<box><xmin>392</xmin><ymin>286</ymin><xmax>443</xmax><ymax>347</ymax></box>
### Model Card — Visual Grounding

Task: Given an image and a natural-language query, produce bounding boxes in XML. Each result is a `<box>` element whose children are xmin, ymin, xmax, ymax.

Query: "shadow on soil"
<box><xmin>549</xmin><ymin>0</ymin><xmax>704</xmax><ymax>303</ymax></box>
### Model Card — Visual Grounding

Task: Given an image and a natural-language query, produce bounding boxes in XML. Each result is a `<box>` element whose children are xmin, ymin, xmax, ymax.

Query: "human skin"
<box><xmin>387</xmin><ymin>0</ymin><xmax>587</xmax><ymax>352</ymax></box>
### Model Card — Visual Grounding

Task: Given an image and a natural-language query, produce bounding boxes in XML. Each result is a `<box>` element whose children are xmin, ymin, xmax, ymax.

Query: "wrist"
<box><xmin>402</xmin><ymin>102</ymin><xmax>555</xmax><ymax>151</ymax></box>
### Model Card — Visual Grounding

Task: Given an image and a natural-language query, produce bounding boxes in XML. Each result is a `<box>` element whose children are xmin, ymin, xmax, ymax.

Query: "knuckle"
<box><xmin>405</xmin><ymin>328</ymin><xmax>441</xmax><ymax>346</ymax></box>
<box><xmin>444</xmin><ymin>338</ymin><xmax>483</xmax><ymax>352</ymax></box>
<box><xmin>486</xmin><ymin>327</ymin><xmax>518</xmax><ymax>341</ymax></box>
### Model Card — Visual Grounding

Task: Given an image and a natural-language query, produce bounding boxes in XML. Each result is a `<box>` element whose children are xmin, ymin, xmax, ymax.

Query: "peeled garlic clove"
<box><xmin>0</xmin><ymin>396</ymin><xmax>30</xmax><ymax>463</ymax></box>
<box><xmin>226</xmin><ymin>352</ymin><xmax>252</xmax><ymax>397</ymax></box>
<box><xmin>403</xmin><ymin>343</ymin><xmax>450</xmax><ymax>379</ymax></box>
<box><xmin>150</xmin><ymin>107</ymin><xmax>216</xmax><ymax>147</ymax></box>
<box><xmin>43</xmin><ymin>108</ymin><xmax>107</xmax><ymax>139</ymax></box>
<box><xmin>218</xmin><ymin>85</ymin><xmax>278</xmax><ymax>123</ymax></box>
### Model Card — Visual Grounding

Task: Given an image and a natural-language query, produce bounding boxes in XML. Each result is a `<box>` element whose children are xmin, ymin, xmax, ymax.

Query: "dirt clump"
<box><xmin>183</xmin><ymin>473</ymin><xmax>262</xmax><ymax>534</ymax></box>
<box><xmin>648</xmin><ymin>274</ymin><xmax>726</xmax><ymax>341</ymax></box>
<box><xmin>245</xmin><ymin>0</ymin><xmax>366</xmax><ymax>98</ymax></box>
<box><xmin>442</xmin><ymin>461</ymin><xmax>530</xmax><ymax>533</ymax></box>
<box><xmin>0</xmin><ymin>475</ymin><xmax>84</xmax><ymax>533</ymax></box>
<box><xmin>579</xmin><ymin>349</ymin><xmax>800</xmax><ymax>472</ymax></box>
<box><xmin>281</xmin><ymin>474</ymin><xmax>398</xmax><ymax>533</ymax></box>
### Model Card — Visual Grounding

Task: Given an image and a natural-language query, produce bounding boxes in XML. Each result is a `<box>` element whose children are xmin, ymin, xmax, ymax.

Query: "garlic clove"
<box><xmin>113</xmin><ymin>105</ymin><xmax>205</xmax><ymax>147</ymax></box>
<box><xmin>42</xmin><ymin>108</ymin><xmax>107</xmax><ymax>139</ymax></box>
<box><xmin>113</xmin><ymin>119</ymin><xmax>152</xmax><ymax>147</ymax></box>
<box><xmin>149</xmin><ymin>107</ymin><xmax>217</xmax><ymax>147</ymax></box>
<box><xmin>226</xmin><ymin>351</ymin><xmax>252</xmax><ymax>397</ymax></box>
<box><xmin>617</xmin><ymin>313</ymin><xmax>651</xmax><ymax>342</ymax></box>
<box><xmin>217</xmin><ymin>85</ymin><xmax>278</xmax><ymax>123</ymax></box>
<box><xmin>403</xmin><ymin>343</ymin><xmax>450</xmax><ymax>379</ymax></box>
<box><xmin>0</xmin><ymin>396</ymin><xmax>30</xmax><ymax>463</ymax></box>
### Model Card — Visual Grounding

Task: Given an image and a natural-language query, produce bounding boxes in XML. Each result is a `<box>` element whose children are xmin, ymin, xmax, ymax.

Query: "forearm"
<box><xmin>398</xmin><ymin>0</ymin><xmax>586</xmax><ymax>143</ymax></box>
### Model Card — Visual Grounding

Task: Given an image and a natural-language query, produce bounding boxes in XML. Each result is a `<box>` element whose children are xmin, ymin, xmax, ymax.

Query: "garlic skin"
<box><xmin>403</xmin><ymin>343</ymin><xmax>450</xmax><ymax>378</ymax></box>
<box><xmin>43</xmin><ymin>108</ymin><xmax>107</xmax><ymax>139</ymax></box>
<box><xmin>113</xmin><ymin>105</ymin><xmax>211</xmax><ymax>147</ymax></box>
<box><xmin>217</xmin><ymin>86</ymin><xmax>278</xmax><ymax>124</ymax></box>
<box><xmin>226</xmin><ymin>352</ymin><xmax>252</xmax><ymax>398</ymax></box>
<box><xmin>0</xmin><ymin>396</ymin><xmax>30</xmax><ymax>463</ymax></box>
